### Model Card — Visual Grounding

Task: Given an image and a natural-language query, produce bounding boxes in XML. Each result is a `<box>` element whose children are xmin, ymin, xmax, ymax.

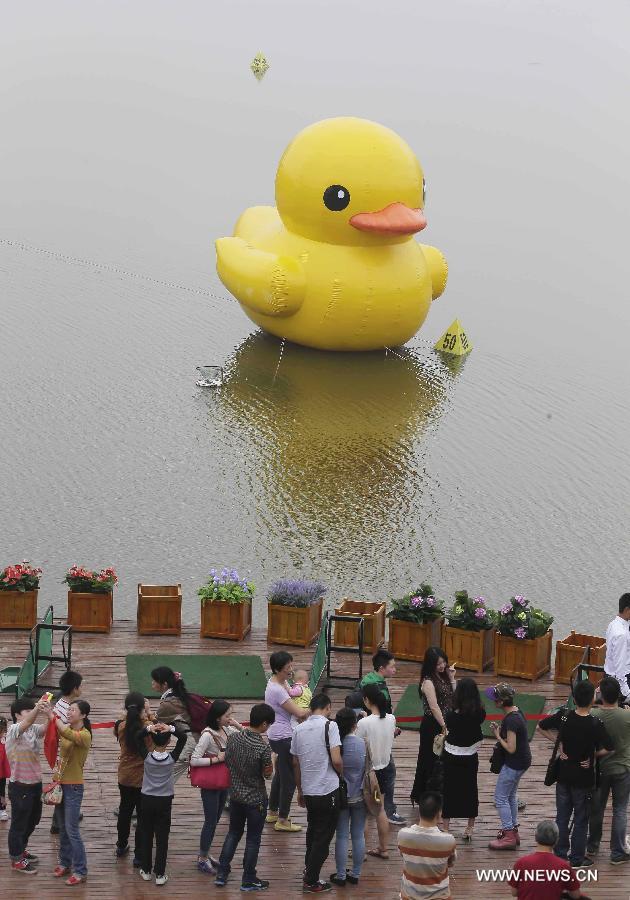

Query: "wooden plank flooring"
<box><xmin>0</xmin><ymin>622</ymin><xmax>627</xmax><ymax>898</ymax></box>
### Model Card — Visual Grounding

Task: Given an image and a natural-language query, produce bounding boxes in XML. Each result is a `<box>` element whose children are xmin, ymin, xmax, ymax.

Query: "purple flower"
<box><xmin>515</xmin><ymin>595</ymin><xmax>527</xmax><ymax>606</ymax></box>
<box><xmin>474</xmin><ymin>607</ymin><xmax>486</xmax><ymax>618</ymax></box>
<box><xmin>500</xmin><ymin>604</ymin><xmax>512</xmax><ymax>615</ymax></box>
<box><xmin>473</xmin><ymin>596</ymin><xmax>485</xmax><ymax>605</ymax></box>
<box><xmin>267</xmin><ymin>578</ymin><xmax>326</xmax><ymax>607</ymax></box>
<box><xmin>410</xmin><ymin>596</ymin><xmax>422</xmax><ymax>608</ymax></box>
<box><xmin>425</xmin><ymin>597</ymin><xmax>436</xmax><ymax>607</ymax></box>
<box><xmin>514</xmin><ymin>626</ymin><xmax>527</xmax><ymax>639</ymax></box>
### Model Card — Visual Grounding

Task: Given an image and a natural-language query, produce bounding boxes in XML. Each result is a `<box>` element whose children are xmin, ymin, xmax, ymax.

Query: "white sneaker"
<box><xmin>0</xmin><ymin>809</ymin><xmax>9</xmax><ymax>822</ymax></box>
<box><xmin>156</xmin><ymin>874</ymin><xmax>169</xmax><ymax>886</ymax></box>
<box><xmin>139</xmin><ymin>870</ymin><xmax>152</xmax><ymax>881</ymax></box>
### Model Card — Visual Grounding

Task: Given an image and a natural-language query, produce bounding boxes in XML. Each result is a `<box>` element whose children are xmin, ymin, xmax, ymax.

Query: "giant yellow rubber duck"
<box><xmin>215</xmin><ymin>117</ymin><xmax>448</xmax><ymax>352</ymax></box>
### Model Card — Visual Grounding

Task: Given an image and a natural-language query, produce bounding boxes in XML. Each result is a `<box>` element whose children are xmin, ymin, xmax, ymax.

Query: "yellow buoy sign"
<box><xmin>434</xmin><ymin>319</ymin><xmax>472</xmax><ymax>356</ymax></box>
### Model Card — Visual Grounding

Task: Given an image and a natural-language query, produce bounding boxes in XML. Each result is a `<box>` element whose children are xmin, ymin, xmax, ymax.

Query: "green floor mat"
<box><xmin>394</xmin><ymin>683</ymin><xmax>547</xmax><ymax>740</ymax></box>
<box><xmin>126</xmin><ymin>654</ymin><xmax>267</xmax><ymax>700</ymax></box>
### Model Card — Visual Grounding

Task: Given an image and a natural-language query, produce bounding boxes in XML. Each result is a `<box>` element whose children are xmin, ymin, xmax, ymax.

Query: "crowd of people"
<box><xmin>1</xmin><ymin>592</ymin><xmax>630</xmax><ymax>897</ymax></box>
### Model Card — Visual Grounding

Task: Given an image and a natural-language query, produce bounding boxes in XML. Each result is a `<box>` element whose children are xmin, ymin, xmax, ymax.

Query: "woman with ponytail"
<box><xmin>114</xmin><ymin>692</ymin><xmax>154</xmax><ymax>864</ymax></box>
<box><xmin>190</xmin><ymin>700</ymin><xmax>243</xmax><ymax>875</ymax></box>
<box><xmin>151</xmin><ymin>666</ymin><xmax>196</xmax><ymax>781</ymax></box>
<box><xmin>52</xmin><ymin>699</ymin><xmax>92</xmax><ymax>884</ymax></box>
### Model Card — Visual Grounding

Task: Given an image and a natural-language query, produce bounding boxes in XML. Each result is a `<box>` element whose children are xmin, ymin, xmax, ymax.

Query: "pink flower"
<box><xmin>500</xmin><ymin>604</ymin><xmax>512</xmax><ymax>615</ymax></box>
<box><xmin>473</xmin><ymin>596</ymin><xmax>486</xmax><ymax>605</ymax></box>
<box><xmin>514</xmin><ymin>626</ymin><xmax>527</xmax><ymax>639</ymax></box>
<box><xmin>474</xmin><ymin>607</ymin><xmax>486</xmax><ymax>618</ymax></box>
<box><xmin>410</xmin><ymin>596</ymin><xmax>422</xmax><ymax>608</ymax></box>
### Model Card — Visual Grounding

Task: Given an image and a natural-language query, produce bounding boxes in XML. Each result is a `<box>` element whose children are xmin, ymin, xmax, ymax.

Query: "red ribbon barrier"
<box><xmin>396</xmin><ymin>713</ymin><xmax>547</xmax><ymax>723</ymax></box>
<box><xmin>92</xmin><ymin>714</ymin><xmax>548</xmax><ymax>729</ymax></box>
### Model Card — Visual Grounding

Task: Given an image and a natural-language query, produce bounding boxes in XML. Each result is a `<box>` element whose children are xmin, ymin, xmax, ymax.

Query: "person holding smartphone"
<box><xmin>487</xmin><ymin>683</ymin><xmax>531</xmax><ymax>850</ymax></box>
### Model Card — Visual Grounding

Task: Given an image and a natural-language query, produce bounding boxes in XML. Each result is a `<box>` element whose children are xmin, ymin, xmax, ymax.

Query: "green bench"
<box><xmin>0</xmin><ymin>606</ymin><xmax>72</xmax><ymax>698</ymax></box>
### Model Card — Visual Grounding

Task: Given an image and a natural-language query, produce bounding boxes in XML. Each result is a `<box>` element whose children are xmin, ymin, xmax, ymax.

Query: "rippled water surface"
<box><xmin>1</xmin><ymin>0</ymin><xmax>630</xmax><ymax>638</ymax></box>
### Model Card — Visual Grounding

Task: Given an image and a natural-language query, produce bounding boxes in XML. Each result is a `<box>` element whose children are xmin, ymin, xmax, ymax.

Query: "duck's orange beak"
<box><xmin>349</xmin><ymin>202</ymin><xmax>427</xmax><ymax>235</ymax></box>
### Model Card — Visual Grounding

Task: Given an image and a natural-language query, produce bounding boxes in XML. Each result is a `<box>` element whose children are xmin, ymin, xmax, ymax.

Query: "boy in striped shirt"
<box><xmin>5</xmin><ymin>696</ymin><xmax>52</xmax><ymax>873</ymax></box>
<box><xmin>397</xmin><ymin>791</ymin><xmax>456</xmax><ymax>900</ymax></box>
<box><xmin>50</xmin><ymin>670</ymin><xmax>83</xmax><ymax>835</ymax></box>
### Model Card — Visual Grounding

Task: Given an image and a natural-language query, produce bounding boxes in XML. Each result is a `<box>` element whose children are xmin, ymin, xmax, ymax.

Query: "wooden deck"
<box><xmin>0</xmin><ymin>623</ymin><xmax>625</xmax><ymax>898</ymax></box>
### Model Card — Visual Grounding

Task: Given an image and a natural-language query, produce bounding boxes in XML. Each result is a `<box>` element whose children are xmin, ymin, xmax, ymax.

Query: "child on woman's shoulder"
<box><xmin>288</xmin><ymin>670</ymin><xmax>312</xmax><ymax>730</ymax></box>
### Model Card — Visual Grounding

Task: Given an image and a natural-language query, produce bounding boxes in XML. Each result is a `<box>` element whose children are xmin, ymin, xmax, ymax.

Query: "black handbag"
<box><xmin>544</xmin><ymin>708</ymin><xmax>569</xmax><ymax>787</ymax></box>
<box><xmin>325</xmin><ymin>720</ymin><xmax>348</xmax><ymax>810</ymax></box>
<box><xmin>490</xmin><ymin>742</ymin><xmax>505</xmax><ymax>774</ymax></box>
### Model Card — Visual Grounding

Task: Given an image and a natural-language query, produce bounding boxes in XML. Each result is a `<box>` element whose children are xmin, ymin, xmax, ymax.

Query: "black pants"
<box><xmin>268</xmin><ymin>737</ymin><xmax>296</xmax><ymax>819</ymax></box>
<box><xmin>139</xmin><ymin>794</ymin><xmax>172</xmax><ymax>877</ymax></box>
<box><xmin>304</xmin><ymin>790</ymin><xmax>340</xmax><ymax>886</ymax></box>
<box><xmin>118</xmin><ymin>784</ymin><xmax>143</xmax><ymax>857</ymax></box>
<box><xmin>8</xmin><ymin>781</ymin><xmax>42</xmax><ymax>860</ymax></box>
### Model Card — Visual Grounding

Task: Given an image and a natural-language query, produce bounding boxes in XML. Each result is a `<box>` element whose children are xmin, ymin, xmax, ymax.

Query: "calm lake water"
<box><xmin>1</xmin><ymin>0</ymin><xmax>630</xmax><ymax>641</ymax></box>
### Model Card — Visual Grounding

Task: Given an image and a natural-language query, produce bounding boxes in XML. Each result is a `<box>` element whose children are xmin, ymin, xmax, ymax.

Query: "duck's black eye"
<box><xmin>323</xmin><ymin>184</ymin><xmax>350</xmax><ymax>211</ymax></box>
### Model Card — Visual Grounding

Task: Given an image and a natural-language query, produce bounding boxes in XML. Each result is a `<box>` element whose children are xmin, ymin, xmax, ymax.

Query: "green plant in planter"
<box><xmin>63</xmin><ymin>565</ymin><xmax>118</xmax><ymax>593</ymax></box>
<box><xmin>387</xmin><ymin>583</ymin><xmax>445</xmax><ymax>624</ymax></box>
<box><xmin>198</xmin><ymin>568</ymin><xmax>254</xmax><ymax>605</ymax></box>
<box><xmin>0</xmin><ymin>560</ymin><xmax>42</xmax><ymax>592</ymax></box>
<box><xmin>266</xmin><ymin>579</ymin><xmax>326</xmax><ymax>608</ymax></box>
<box><xmin>446</xmin><ymin>590</ymin><xmax>496</xmax><ymax>631</ymax></box>
<box><xmin>496</xmin><ymin>594</ymin><xmax>553</xmax><ymax>639</ymax></box>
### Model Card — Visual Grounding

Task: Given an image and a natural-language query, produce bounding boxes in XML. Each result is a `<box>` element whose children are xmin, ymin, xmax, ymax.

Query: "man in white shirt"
<box><xmin>604</xmin><ymin>594</ymin><xmax>630</xmax><ymax>702</ymax></box>
<box><xmin>291</xmin><ymin>693</ymin><xmax>343</xmax><ymax>893</ymax></box>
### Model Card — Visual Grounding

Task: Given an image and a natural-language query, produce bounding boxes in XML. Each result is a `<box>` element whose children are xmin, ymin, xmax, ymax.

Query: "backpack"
<box><xmin>187</xmin><ymin>693</ymin><xmax>212</xmax><ymax>734</ymax></box>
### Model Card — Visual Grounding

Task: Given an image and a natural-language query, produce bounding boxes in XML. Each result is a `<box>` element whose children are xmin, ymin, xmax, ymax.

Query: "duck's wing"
<box><xmin>418</xmin><ymin>243</ymin><xmax>448</xmax><ymax>300</ymax></box>
<box><xmin>233</xmin><ymin>206</ymin><xmax>281</xmax><ymax>243</ymax></box>
<box><xmin>215</xmin><ymin>237</ymin><xmax>305</xmax><ymax>317</ymax></box>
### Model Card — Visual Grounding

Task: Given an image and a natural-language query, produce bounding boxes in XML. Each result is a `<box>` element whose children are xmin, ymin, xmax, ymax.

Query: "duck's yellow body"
<box><xmin>216</xmin><ymin>117</ymin><xmax>448</xmax><ymax>352</ymax></box>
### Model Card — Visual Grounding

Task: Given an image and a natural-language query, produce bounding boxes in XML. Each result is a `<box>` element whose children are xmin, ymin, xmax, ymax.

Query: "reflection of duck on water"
<box><xmin>214</xmin><ymin>333</ymin><xmax>449</xmax><ymax>536</ymax></box>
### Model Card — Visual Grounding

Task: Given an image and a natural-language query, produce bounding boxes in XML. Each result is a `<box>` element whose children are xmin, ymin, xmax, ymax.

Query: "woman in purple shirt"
<box><xmin>264</xmin><ymin>651</ymin><xmax>309</xmax><ymax>832</ymax></box>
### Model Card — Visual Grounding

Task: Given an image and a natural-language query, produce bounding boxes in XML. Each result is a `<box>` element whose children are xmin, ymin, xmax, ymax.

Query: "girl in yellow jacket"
<box><xmin>52</xmin><ymin>700</ymin><xmax>92</xmax><ymax>885</ymax></box>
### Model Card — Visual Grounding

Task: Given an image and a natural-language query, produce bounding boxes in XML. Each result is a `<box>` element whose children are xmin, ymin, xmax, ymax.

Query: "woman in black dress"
<box><xmin>410</xmin><ymin>646</ymin><xmax>456</xmax><ymax>803</ymax></box>
<box><xmin>441</xmin><ymin>677</ymin><xmax>486</xmax><ymax>841</ymax></box>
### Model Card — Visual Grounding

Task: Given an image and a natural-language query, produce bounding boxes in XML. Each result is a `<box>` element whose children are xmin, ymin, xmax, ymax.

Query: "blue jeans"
<box><xmin>217</xmin><ymin>799</ymin><xmax>267</xmax><ymax>885</ymax></box>
<box><xmin>375</xmin><ymin>758</ymin><xmax>397</xmax><ymax>818</ymax></box>
<box><xmin>555</xmin><ymin>782</ymin><xmax>591</xmax><ymax>866</ymax></box>
<box><xmin>495</xmin><ymin>765</ymin><xmax>525</xmax><ymax>831</ymax></box>
<box><xmin>200</xmin><ymin>788</ymin><xmax>228</xmax><ymax>856</ymax></box>
<box><xmin>588</xmin><ymin>769</ymin><xmax>630</xmax><ymax>860</ymax></box>
<box><xmin>59</xmin><ymin>784</ymin><xmax>87</xmax><ymax>876</ymax></box>
<box><xmin>335</xmin><ymin>801</ymin><xmax>367</xmax><ymax>879</ymax></box>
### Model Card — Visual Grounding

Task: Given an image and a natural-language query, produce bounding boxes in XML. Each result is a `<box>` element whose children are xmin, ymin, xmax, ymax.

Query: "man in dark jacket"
<box><xmin>538</xmin><ymin>680</ymin><xmax>613</xmax><ymax>867</ymax></box>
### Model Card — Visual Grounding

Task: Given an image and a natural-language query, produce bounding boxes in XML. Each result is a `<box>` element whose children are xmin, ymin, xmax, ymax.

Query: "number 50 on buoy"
<box><xmin>434</xmin><ymin>319</ymin><xmax>472</xmax><ymax>356</ymax></box>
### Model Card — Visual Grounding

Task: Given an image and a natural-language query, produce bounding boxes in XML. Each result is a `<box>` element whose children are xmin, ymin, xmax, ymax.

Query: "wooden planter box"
<box><xmin>555</xmin><ymin>631</ymin><xmax>606</xmax><ymax>685</ymax></box>
<box><xmin>200</xmin><ymin>600</ymin><xmax>252</xmax><ymax>641</ymax></box>
<box><xmin>495</xmin><ymin>629</ymin><xmax>553</xmax><ymax>681</ymax></box>
<box><xmin>0</xmin><ymin>589</ymin><xmax>38</xmax><ymax>629</ymax></box>
<box><xmin>67</xmin><ymin>591</ymin><xmax>113</xmax><ymax>633</ymax></box>
<box><xmin>267</xmin><ymin>598</ymin><xmax>323</xmax><ymax>647</ymax></box>
<box><xmin>334</xmin><ymin>599</ymin><xmax>386</xmax><ymax>653</ymax></box>
<box><xmin>388</xmin><ymin>616</ymin><xmax>444</xmax><ymax>662</ymax></box>
<box><xmin>137</xmin><ymin>584</ymin><xmax>182</xmax><ymax>635</ymax></box>
<box><xmin>443</xmin><ymin>625</ymin><xmax>495</xmax><ymax>673</ymax></box>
